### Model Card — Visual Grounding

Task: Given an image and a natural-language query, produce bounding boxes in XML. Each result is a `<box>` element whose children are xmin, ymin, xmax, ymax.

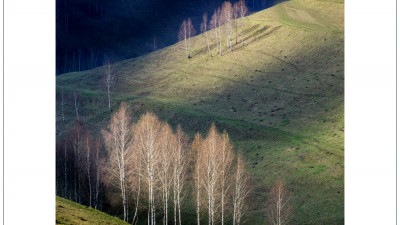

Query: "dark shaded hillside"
<box><xmin>56</xmin><ymin>0</ymin><xmax>284</xmax><ymax>75</ymax></box>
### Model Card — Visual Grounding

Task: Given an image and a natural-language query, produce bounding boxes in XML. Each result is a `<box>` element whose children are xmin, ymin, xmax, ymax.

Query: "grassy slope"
<box><xmin>57</xmin><ymin>0</ymin><xmax>344</xmax><ymax>224</ymax></box>
<box><xmin>56</xmin><ymin>196</ymin><xmax>129</xmax><ymax>225</ymax></box>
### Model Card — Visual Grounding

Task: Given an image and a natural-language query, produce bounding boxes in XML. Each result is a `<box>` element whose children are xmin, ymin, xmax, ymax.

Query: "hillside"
<box><xmin>56</xmin><ymin>0</ymin><xmax>344</xmax><ymax>224</ymax></box>
<box><xmin>57</xmin><ymin>0</ymin><xmax>283</xmax><ymax>74</ymax></box>
<box><xmin>56</xmin><ymin>196</ymin><xmax>129</xmax><ymax>225</ymax></box>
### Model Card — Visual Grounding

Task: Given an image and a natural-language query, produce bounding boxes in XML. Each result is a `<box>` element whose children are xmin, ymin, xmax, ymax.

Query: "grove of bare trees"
<box><xmin>222</xmin><ymin>2</ymin><xmax>233</xmax><ymax>52</ymax></box>
<box><xmin>179</xmin><ymin>18</ymin><xmax>196</xmax><ymax>58</ymax></box>
<box><xmin>57</xmin><ymin>102</ymin><xmax>251</xmax><ymax>224</ymax></box>
<box><xmin>238</xmin><ymin>0</ymin><xmax>248</xmax><ymax>46</ymax></box>
<box><xmin>201</xmin><ymin>13</ymin><xmax>211</xmax><ymax>56</ymax></box>
<box><xmin>179</xmin><ymin>1</ymin><xmax>248</xmax><ymax>59</ymax></box>
<box><xmin>57</xmin><ymin>119</ymin><xmax>105</xmax><ymax>210</ymax></box>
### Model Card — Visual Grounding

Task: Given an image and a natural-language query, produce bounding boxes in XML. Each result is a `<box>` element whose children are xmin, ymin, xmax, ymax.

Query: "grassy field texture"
<box><xmin>56</xmin><ymin>196</ymin><xmax>129</xmax><ymax>225</ymax></box>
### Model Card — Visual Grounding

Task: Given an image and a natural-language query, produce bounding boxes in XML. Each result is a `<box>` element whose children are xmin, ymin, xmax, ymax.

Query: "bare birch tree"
<box><xmin>201</xmin><ymin>13</ymin><xmax>211</xmax><ymax>56</ymax></box>
<box><xmin>130</xmin><ymin>170</ymin><xmax>142</xmax><ymax>225</ymax></box>
<box><xmin>200</xmin><ymin>123</ymin><xmax>222</xmax><ymax>225</ymax></box>
<box><xmin>238</xmin><ymin>0</ymin><xmax>248</xmax><ymax>46</ymax></box>
<box><xmin>179</xmin><ymin>20</ymin><xmax>188</xmax><ymax>58</ymax></box>
<box><xmin>233</xmin><ymin>2</ymin><xmax>240</xmax><ymax>44</ymax></box>
<box><xmin>85</xmin><ymin>135</ymin><xmax>93</xmax><ymax>207</ymax></box>
<box><xmin>179</xmin><ymin>19</ymin><xmax>196</xmax><ymax>58</ymax></box>
<box><xmin>94</xmin><ymin>138</ymin><xmax>102</xmax><ymax>210</ymax></box>
<box><xmin>104</xmin><ymin>58</ymin><xmax>114</xmax><ymax>110</ymax></box>
<box><xmin>210</xmin><ymin>10</ymin><xmax>219</xmax><ymax>55</ymax></box>
<box><xmin>266</xmin><ymin>180</ymin><xmax>293</xmax><ymax>225</ymax></box>
<box><xmin>217</xmin><ymin>8</ymin><xmax>223</xmax><ymax>56</ymax></box>
<box><xmin>232</xmin><ymin>154</ymin><xmax>249</xmax><ymax>225</ymax></box>
<box><xmin>73</xmin><ymin>91</ymin><xmax>80</xmax><ymax>122</ymax></box>
<box><xmin>102</xmin><ymin>103</ymin><xmax>133</xmax><ymax>222</ymax></box>
<box><xmin>222</xmin><ymin>2</ymin><xmax>233</xmax><ymax>52</ymax></box>
<box><xmin>219</xmin><ymin>130</ymin><xmax>234</xmax><ymax>225</ymax></box>
<box><xmin>187</xmin><ymin>18</ymin><xmax>196</xmax><ymax>58</ymax></box>
<box><xmin>134</xmin><ymin>112</ymin><xmax>162</xmax><ymax>225</ymax></box>
<box><xmin>128</xmin><ymin>138</ymin><xmax>142</xmax><ymax>225</ymax></box>
<box><xmin>64</xmin><ymin>138</ymin><xmax>68</xmax><ymax>199</ymax></box>
<box><xmin>172</xmin><ymin>126</ymin><xmax>189</xmax><ymax>225</ymax></box>
<box><xmin>70</xmin><ymin>121</ymin><xmax>87</xmax><ymax>204</ymax></box>
<box><xmin>157</xmin><ymin>123</ymin><xmax>175</xmax><ymax>225</ymax></box>
<box><xmin>192</xmin><ymin>133</ymin><xmax>204</xmax><ymax>225</ymax></box>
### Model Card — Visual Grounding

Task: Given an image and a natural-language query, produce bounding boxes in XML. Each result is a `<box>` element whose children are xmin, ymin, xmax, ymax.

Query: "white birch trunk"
<box><xmin>184</xmin><ymin>27</ymin><xmax>188</xmax><ymax>58</ymax></box>
<box><xmin>196</xmin><ymin>170</ymin><xmax>200</xmax><ymax>225</ymax></box>
<box><xmin>206</xmin><ymin>30</ymin><xmax>211</xmax><ymax>56</ymax></box>
<box><xmin>74</xmin><ymin>91</ymin><xmax>79</xmax><ymax>122</ymax></box>
<box><xmin>86</xmin><ymin>139</ymin><xmax>92</xmax><ymax>207</ymax></box>
<box><xmin>241</xmin><ymin>18</ymin><xmax>244</xmax><ymax>46</ymax></box>
<box><xmin>215</xmin><ymin>26</ymin><xmax>219</xmax><ymax>54</ymax></box>
<box><xmin>95</xmin><ymin>147</ymin><xmax>100</xmax><ymax>209</ymax></box>
<box><xmin>132</xmin><ymin>176</ymin><xmax>141</xmax><ymax>225</ymax></box>
<box><xmin>219</xmin><ymin>26</ymin><xmax>222</xmax><ymax>56</ymax></box>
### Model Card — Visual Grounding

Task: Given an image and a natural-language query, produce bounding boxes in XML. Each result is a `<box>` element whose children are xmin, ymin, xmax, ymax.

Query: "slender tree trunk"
<box><xmin>148</xmin><ymin>181</ymin><xmax>151</xmax><ymax>225</ymax></box>
<box><xmin>215</xmin><ymin>27</ymin><xmax>219</xmax><ymax>54</ymax></box>
<box><xmin>178</xmin><ymin>195</ymin><xmax>182</xmax><ymax>225</ymax></box>
<box><xmin>229</xmin><ymin>29</ymin><xmax>232</xmax><ymax>51</ymax></box>
<box><xmin>232</xmin><ymin>202</ymin><xmax>236</xmax><ymax>225</ymax></box>
<box><xmin>226</xmin><ymin>23</ymin><xmax>230</xmax><ymax>49</ymax></box>
<box><xmin>74</xmin><ymin>92</ymin><xmax>79</xmax><ymax>122</ymax></box>
<box><xmin>152</xmin><ymin>177</ymin><xmax>155</xmax><ymax>225</ymax></box>
<box><xmin>64</xmin><ymin>141</ymin><xmax>68</xmax><ymax>198</ymax></box>
<box><xmin>235</xmin><ymin>20</ymin><xmax>238</xmax><ymax>44</ymax></box>
<box><xmin>196</xmin><ymin>174</ymin><xmax>200</xmax><ymax>225</ymax></box>
<box><xmin>78</xmin><ymin>154</ymin><xmax>81</xmax><ymax>204</ymax></box>
<box><xmin>87</xmin><ymin>146</ymin><xmax>92</xmax><ymax>207</ymax></box>
<box><xmin>74</xmin><ymin>167</ymin><xmax>77</xmax><ymax>202</ymax></box>
<box><xmin>120</xmin><ymin>154</ymin><xmax>128</xmax><ymax>222</ymax></box>
<box><xmin>174</xmin><ymin>179</ymin><xmax>177</xmax><ymax>225</ymax></box>
<box><xmin>132</xmin><ymin>176</ymin><xmax>141</xmax><ymax>225</ymax></box>
<box><xmin>122</xmin><ymin>183</ymin><xmax>127</xmax><ymax>222</ymax></box>
<box><xmin>211</xmin><ymin>193</ymin><xmax>215</xmax><ymax>225</ymax></box>
<box><xmin>221</xmin><ymin>182</ymin><xmax>225</xmax><ymax>225</ymax></box>
<box><xmin>278</xmin><ymin>186</ymin><xmax>282</xmax><ymax>225</ymax></box>
<box><xmin>219</xmin><ymin>26</ymin><xmax>222</xmax><ymax>56</ymax></box>
<box><xmin>184</xmin><ymin>33</ymin><xmax>188</xmax><ymax>58</ymax></box>
<box><xmin>95</xmin><ymin>148</ymin><xmax>100</xmax><ymax>209</ymax></box>
<box><xmin>206</xmin><ymin>30</ymin><xmax>211</xmax><ymax>56</ymax></box>
<box><xmin>188</xmin><ymin>35</ymin><xmax>191</xmax><ymax>58</ymax></box>
<box><xmin>208</xmin><ymin>194</ymin><xmax>211</xmax><ymax>225</ymax></box>
<box><xmin>61</xmin><ymin>90</ymin><xmax>65</xmax><ymax>123</ymax></box>
<box><xmin>241</xmin><ymin>19</ymin><xmax>244</xmax><ymax>46</ymax></box>
<box><xmin>107</xmin><ymin>85</ymin><xmax>111</xmax><ymax>110</ymax></box>
<box><xmin>163</xmin><ymin>184</ymin><xmax>168</xmax><ymax>225</ymax></box>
